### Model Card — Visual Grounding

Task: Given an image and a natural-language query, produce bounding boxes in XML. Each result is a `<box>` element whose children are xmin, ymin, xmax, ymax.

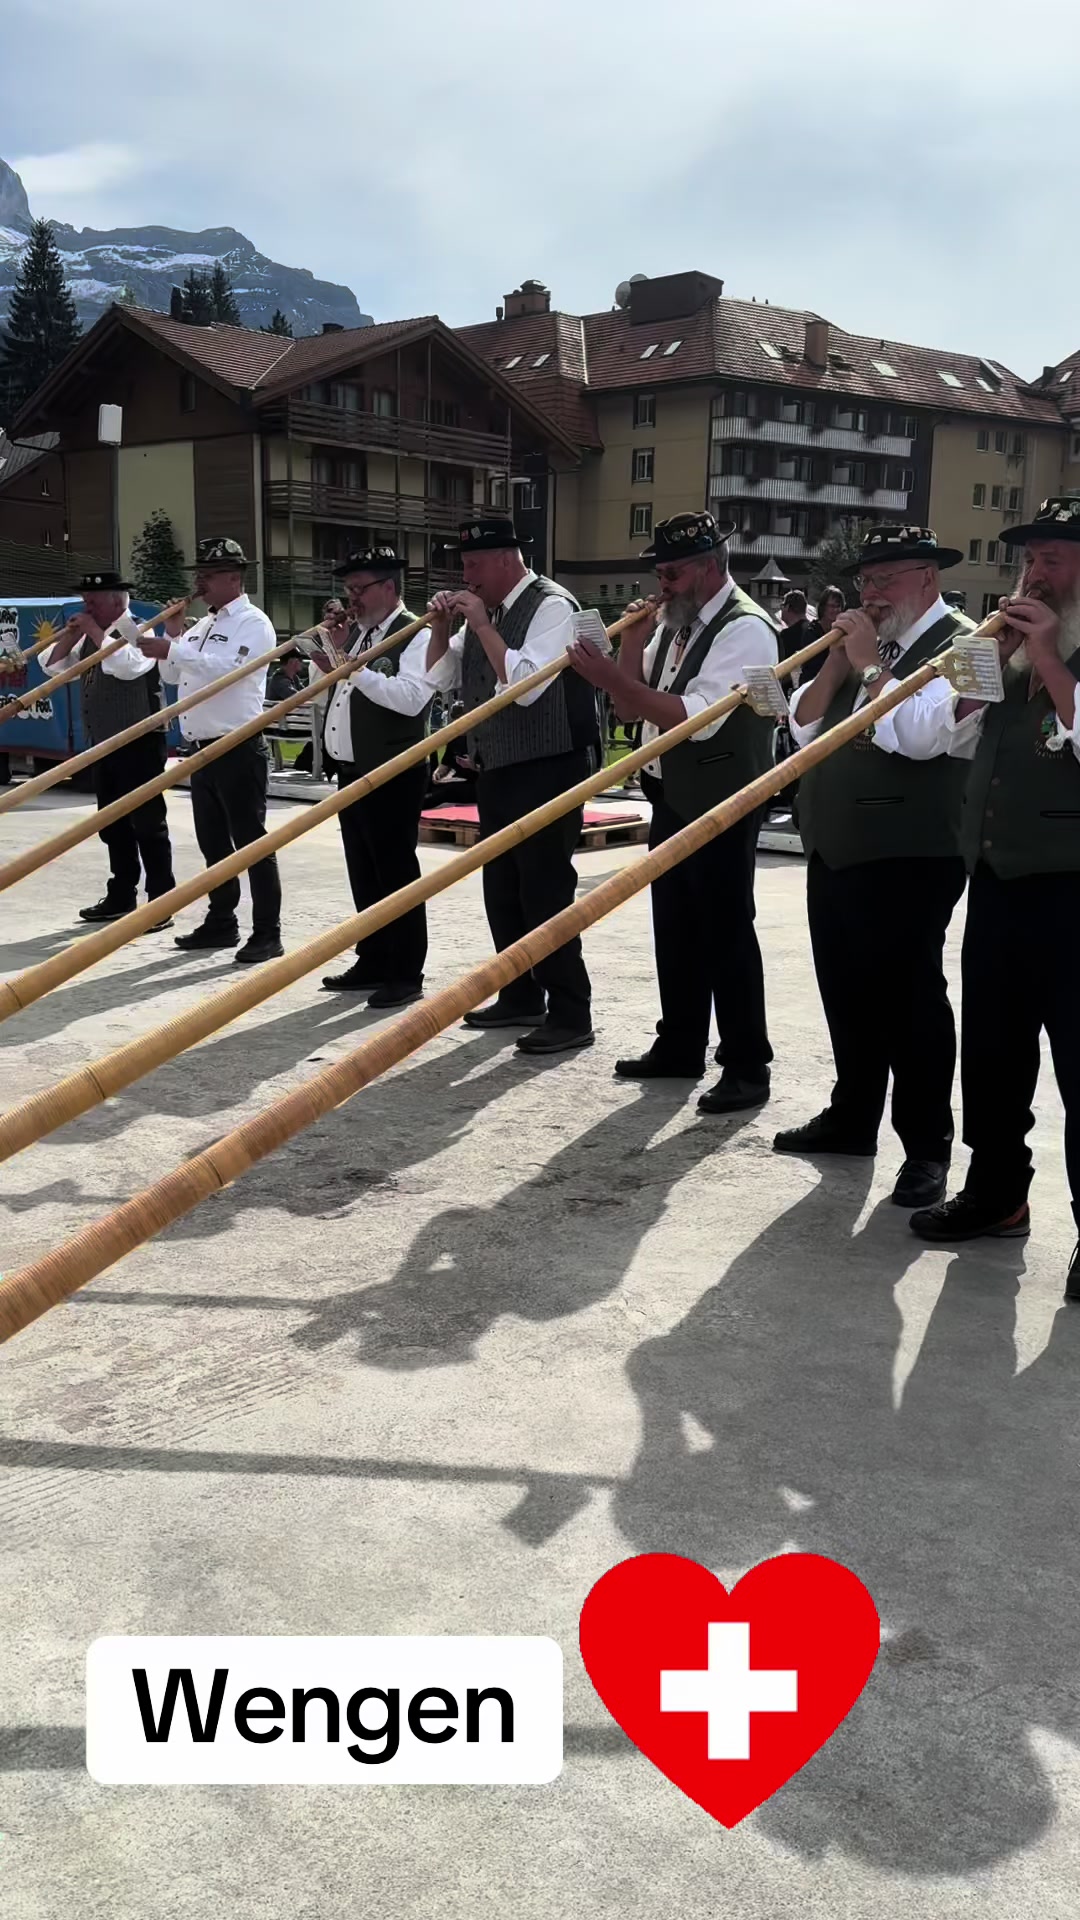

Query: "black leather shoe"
<box><xmin>891</xmin><ymin>1158</ymin><xmax>949</xmax><ymax>1208</ymax></box>
<box><xmin>321</xmin><ymin>963</ymin><xmax>386</xmax><ymax>993</ymax></box>
<box><xmin>463</xmin><ymin>1003</ymin><xmax>546</xmax><ymax>1030</ymax></box>
<box><xmin>516</xmin><ymin>1026</ymin><xmax>595</xmax><ymax>1057</ymax></box>
<box><xmin>234</xmin><ymin>932</ymin><xmax>285</xmax><ymax>965</ymax></box>
<box><xmin>909</xmin><ymin>1192</ymin><xmax>1031</xmax><ymax>1242</ymax></box>
<box><xmin>79</xmin><ymin>897</ymin><xmax>135</xmax><ymax>923</ymax></box>
<box><xmin>615</xmin><ymin>1048</ymin><xmax>703</xmax><ymax>1080</ymax></box>
<box><xmin>773</xmin><ymin>1110</ymin><xmax>876</xmax><ymax>1157</ymax></box>
<box><xmin>698</xmin><ymin>1069</ymin><xmax>771</xmax><ymax>1115</ymax></box>
<box><xmin>367</xmin><ymin>980</ymin><xmax>424</xmax><ymax>1009</ymax></box>
<box><xmin>174</xmin><ymin>922</ymin><xmax>240</xmax><ymax>951</ymax></box>
<box><xmin>1065</xmin><ymin>1244</ymin><xmax>1080</xmax><ymax>1303</ymax></box>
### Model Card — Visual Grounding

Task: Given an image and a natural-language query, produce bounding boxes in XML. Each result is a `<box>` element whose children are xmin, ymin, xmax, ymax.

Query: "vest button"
<box><xmin>985</xmin><ymin>809</ymin><xmax>993</xmax><ymax>819</ymax></box>
<box><xmin>991</xmin><ymin>777</ymin><xmax>1001</xmax><ymax>787</ymax></box>
<box><xmin>983</xmin><ymin>838</ymin><xmax>993</xmax><ymax>849</ymax></box>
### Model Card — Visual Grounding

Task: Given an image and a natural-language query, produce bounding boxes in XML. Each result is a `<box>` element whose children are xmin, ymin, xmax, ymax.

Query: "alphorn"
<box><xmin>0</xmin><ymin>619</ymin><xmax>336</xmax><ymax>816</ymax></box>
<box><xmin>0</xmin><ymin>636</ymin><xmax>984</xmax><ymax>1343</ymax></box>
<box><xmin>0</xmin><ymin>619</ymin><xmax>846</xmax><ymax>1155</ymax></box>
<box><xmin>0</xmin><ymin>597</ymin><xmax>191</xmax><ymax>729</ymax></box>
<box><xmin>0</xmin><ymin>612</ymin><xmax>435</xmax><ymax>888</ymax></box>
<box><xmin>0</xmin><ymin>601</ymin><xmax>664</xmax><ymax>993</ymax></box>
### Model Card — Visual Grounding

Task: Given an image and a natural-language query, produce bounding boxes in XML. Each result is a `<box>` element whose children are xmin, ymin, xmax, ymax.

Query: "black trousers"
<box><xmin>807</xmin><ymin>851</ymin><xmax>967</xmax><ymax>1159</ymax></box>
<box><xmin>476</xmin><ymin>750</ymin><xmax>592</xmax><ymax>1032</ymax></box>
<box><xmin>960</xmin><ymin>862</ymin><xmax>1080</xmax><ymax>1231</ymax></box>
<box><xmin>94</xmin><ymin>734</ymin><xmax>175</xmax><ymax>904</ymax></box>
<box><xmin>188</xmin><ymin>737</ymin><xmax>282</xmax><ymax>934</ymax></box>
<box><xmin>643</xmin><ymin>773</ymin><xmax>772</xmax><ymax>1073</ymax></box>
<box><xmin>336</xmin><ymin>759</ymin><xmax>427</xmax><ymax>982</ymax></box>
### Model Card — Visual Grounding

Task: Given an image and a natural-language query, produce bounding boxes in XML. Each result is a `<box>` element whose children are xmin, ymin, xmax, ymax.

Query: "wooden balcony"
<box><xmin>261</xmin><ymin>398</ymin><xmax>510</xmax><ymax>470</ymax></box>
<box><xmin>265</xmin><ymin>557</ymin><xmax>461</xmax><ymax>598</ymax></box>
<box><xmin>712</xmin><ymin>415</ymin><xmax>914</xmax><ymax>458</ymax></box>
<box><xmin>265</xmin><ymin>480</ymin><xmax>474</xmax><ymax>534</ymax></box>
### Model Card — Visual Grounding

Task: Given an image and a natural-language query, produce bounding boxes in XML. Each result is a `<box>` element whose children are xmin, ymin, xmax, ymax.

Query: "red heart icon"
<box><xmin>579</xmin><ymin>1551</ymin><xmax>880</xmax><ymax>1827</ymax></box>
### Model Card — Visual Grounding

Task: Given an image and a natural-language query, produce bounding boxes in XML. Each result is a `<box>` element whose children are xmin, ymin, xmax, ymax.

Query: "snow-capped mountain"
<box><xmin>0</xmin><ymin>158</ymin><xmax>370</xmax><ymax>336</ymax></box>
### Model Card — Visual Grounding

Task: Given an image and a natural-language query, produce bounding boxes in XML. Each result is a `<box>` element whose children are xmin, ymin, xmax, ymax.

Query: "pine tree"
<box><xmin>0</xmin><ymin>217</ymin><xmax>81</xmax><ymax>418</ymax></box>
<box><xmin>180</xmin><ymin>269</ymin><xmax>215</xmax><ymax>325</ymax></box>
<box><xmin>261</xmin><ymin>309</ymin><xmax>293</xmax><ymax>337</ymax></box>
<box><xmin>129</xmin><ymin>509</ymin><xmax>188</xmax><ymax>603</ymax></box>
<box><xmin>209</xmin><ymin>261</ymin><xmax>241</xmax><ymax>325</ymax></box>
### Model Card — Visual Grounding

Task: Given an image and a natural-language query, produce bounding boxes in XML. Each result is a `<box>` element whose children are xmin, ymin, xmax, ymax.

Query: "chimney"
<box><xmin>504</xmin><ymin>280</ymin><xmax>551</xmax><ymax>319</ymax></box>
<box><xmin>496</xmin><ymin>304</ymin><xmax>505</xmax><ymax>321</ymax></box>
<box><xmin>322</xmin><ymin>322</ymin><xmax>344</xmax><ymax>334</ymax></box>
<box><xmin>804</xmin><ymin>317</ymin><xmax>829</xmax><ymax>368</ymax></box>
<box><xmin>1042</xmin><ymin>364</ymin><xmax>1056</xmax><ymax>383</ymax></box>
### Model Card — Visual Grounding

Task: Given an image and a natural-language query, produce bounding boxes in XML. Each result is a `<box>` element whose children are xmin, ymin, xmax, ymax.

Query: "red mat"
<box><xmin>421</xmin><ymin>804</ymin><xmax>641</xmax><ymax>827</ymax></box>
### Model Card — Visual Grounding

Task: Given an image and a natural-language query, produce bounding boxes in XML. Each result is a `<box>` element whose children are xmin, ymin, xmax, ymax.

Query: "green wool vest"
<box><xmin>647</xmin><ymin>584</ymin><xmax>776</xmax><ymax>823</ymax></box>
<box><xmin>798</xmin><ymin>609</ymin><xmax>974</xmax><ymax>870</ymax></box>
<box><xmin>961</xmin><ymin>647</ymin><xmax>1080</xmax><ymax>878</ymax></box>
<box><xmin>347</xmin><ymin>610</ymin><xmax>433</xmax><ymax>777</ymax></box>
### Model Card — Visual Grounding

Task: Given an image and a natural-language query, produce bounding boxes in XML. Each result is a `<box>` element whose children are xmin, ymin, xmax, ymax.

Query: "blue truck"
<box><xmin>0</xmin><ymin>596</ymin><xmax>182</xmax><ymax>785</ymax></box>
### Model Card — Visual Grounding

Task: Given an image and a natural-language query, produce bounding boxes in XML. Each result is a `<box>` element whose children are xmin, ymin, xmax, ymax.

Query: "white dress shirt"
<box><xmin>945</xmin><ymin>669</ymin><xmax>1080</xmax><ymax>762</ymax></box>
<box><xmin>640</xmin><ymin>580</ymin><xmax>778</xmax><ymax>778</ymax></box>
<box><xmin>158</xmin><ymin>593</ymin><xmax>277</xmax><ymax>741</ymax></box>
<box><xmin>425</xmin><ymin>569</ymin><xmax>573</xmax><ymax>708</ymax></box>
<box><xmin>39</xmin><ymin>603</ymin><xmax>158</xmax><ymax>682</ymax></box>
<box><xmin>788</xmin><ymin>595</ymin><xmax>959</xmax><ymax>760</ymax></box>
<box><xmin>323</xmin><ymin>604</ymin><xmax>432</xmax><ymax>763</ymax></box>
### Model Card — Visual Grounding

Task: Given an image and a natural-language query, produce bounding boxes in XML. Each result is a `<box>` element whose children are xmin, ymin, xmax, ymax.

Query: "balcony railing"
<box><xmin>265</xmin><ymin>479</ymin><xmax>473</xmax><ymax>533</ymax></box>
<box><xmin>261</xmin><ymin>398</ymin><xmax>510</xmax><ymax>470</ymax></box>
<box><xmin>710</xmin><ymin>476</ymin><xmax>910</xmax><ymax>511</ymax></box>
<box><xmin>729</xmin><ymin>533</ymin><xmax>828</xmax><ymax>558</ymax></box>
<box><xmin>265</xmin><ymin>557</ymin><xmax>460</xmax><ymax>598</ymax></box>
<box><xmin>711</xmin><ymin>416</ymin><xmax>913</xmax><ymax>458</ymax></box>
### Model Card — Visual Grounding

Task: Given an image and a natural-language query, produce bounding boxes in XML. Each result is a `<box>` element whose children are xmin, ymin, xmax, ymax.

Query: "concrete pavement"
<box><xmin>0</xmin><ymin>784</ymin><xmax>1077</xmax><ymax>1920</ymax></box>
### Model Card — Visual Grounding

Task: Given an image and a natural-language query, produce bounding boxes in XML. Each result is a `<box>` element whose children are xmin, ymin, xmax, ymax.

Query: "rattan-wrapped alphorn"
<box><xmin>0</xmin><ymin>597</ymin><xmax>190</xmax><ymax>729</ymax></box>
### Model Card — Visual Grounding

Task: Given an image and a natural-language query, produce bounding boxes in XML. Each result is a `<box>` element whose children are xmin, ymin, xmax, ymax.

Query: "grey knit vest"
<box><xmin>460</xmin><ymin>576</ymin><xmax>599</xmax><ymax>771</ymax></box>
<box><xmin>82</xmin><ymin>637</ymin><xmax>161</xmax><ymax>746</ymax></box>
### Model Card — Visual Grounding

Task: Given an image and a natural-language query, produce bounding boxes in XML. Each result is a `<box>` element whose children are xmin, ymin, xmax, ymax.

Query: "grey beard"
<box><xmin>663</xmin><ymin>590</ymin><xmax>704</xmax><ymax>628</ymax></box>
<box><xmin>875</xmin><ymin>605</ymin><xmax>913</xmax><ymax>653</ymax></box>
<box><xmin>1009</xmin><ymin>590</ymin><xmax>1080</xmax><ymax>670</ymax></box>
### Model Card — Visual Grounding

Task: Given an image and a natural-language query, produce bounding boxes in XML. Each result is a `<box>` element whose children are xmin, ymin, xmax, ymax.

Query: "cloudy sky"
<box><xmin>3</xmin><ymin>0</ymin><xmax>1078</xmax><ymax>377</ymax></box>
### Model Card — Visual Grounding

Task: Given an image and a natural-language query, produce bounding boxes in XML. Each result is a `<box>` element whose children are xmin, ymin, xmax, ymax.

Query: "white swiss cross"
<box><xmin>660</xmin><ymin>1621</ymin><xmax>798</xmax><ymax>1761</ymax></box>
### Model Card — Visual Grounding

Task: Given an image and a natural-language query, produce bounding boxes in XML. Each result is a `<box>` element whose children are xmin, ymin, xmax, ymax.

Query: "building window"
<box><xmin>987</xmin><ymin>541</ymin><xmax>998</xmax><ymax>562</ymax></box>
<box><xmin>938</xmin><ymin>370</ymin><xmax>964</xmax><ymax>389</ymax></box>
<box><xmin>1008</xmin><ymin>487</ymin><xmax>1021</xmax><ymax>510</ymax></box>
<box><xmin>1010</xmin><ymin>434</ymin><xmax>1024</xmax><ymax>457</ymax></box>
<box><xmin>835</xmin><ymin>405</ymin><xmax>867</xmax><ymax>432</ymax></box>
<box><xmin>632</xmin><ymin>448</ymin><xmax>654</xmax><ymax>483</ymax></box>
<box><xmin>981</xmin><ymin>591</ymin><xmax>1000</xmax><ymax>618</ymax></box>
<box><xmin>599</xmin><ymin>584</ymin><xmax>608</xmax><ymax>600</ymax></box>
<box><xmin>890</xmin><ymin>413</ymin><xmax>916</xmax><ymax>437</ymax></box>
<box><xmin>757</xmin><ymin>339</ymin><xmax>782</xmax><ymax>359</ymax></box>
<box><xmin>630</xmin><ymin>504</ymin><xmax>652</xmax><ymax>538</ymax></box>
<box><xmin>972</xmin><ymin>484</ymin><xmax>985</xmax><ymax>507</ymax></box>
<box><xmin>180</xmin><ymin>373</ymin><xmax>197</xmax><ymax>413</ymax></box>
<box><xmin>634</xmin><ymin>393</ymin><xmax>655</xmax><ymax>428</ymax></box>
<box><xmin>976</xmin><ymin>429</ymin><xmax>989</xmax><ymax>451</ymax></box>
<box><xmin>329</xmin><ymin>382</ymin><xmax>361</xmax><ymax>411</ymax></box>
<box><xmin>513</xmin><ymin>477</ymin><xmax>541</xmax><ymax>512</ymax></box>
<box><xmin>990</xmin><ymin>485</ymin><xmax>1003</xmax><ymax>508</ymax></box>
<box><xmin>488</xmin><ymin>474</ymin><xmax>508</xmax><ymax>508</ymax></box>
<box><xmin>372</xmin><ymin>389</ymin><xmax>396</xmax><ymax>418</ymax></box>
<box><xmin>994</xmin><ymin>430</ymin><xmax>1006</xmax><ymax>452</ymax></box>
<box><xmin>969</xmin><ymin>539</ymin><xmax>982</xmax><ymax>563</ymax></box>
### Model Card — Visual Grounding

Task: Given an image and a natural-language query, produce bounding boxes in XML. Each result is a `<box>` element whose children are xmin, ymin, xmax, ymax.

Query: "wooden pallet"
<box><xmin>419</xmin><ymin>812</ymin><xmax>649</xmax><ymax>851</ymax></box>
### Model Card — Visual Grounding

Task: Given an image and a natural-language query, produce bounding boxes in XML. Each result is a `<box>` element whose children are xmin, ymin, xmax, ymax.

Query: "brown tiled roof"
<box><xmin>131</xmin><ymin>307</ymin><xmax>439</xmax><ymax>393</ymax></box>
<box><xmin>1031</xmin><ymin>349</ymin><xmax>1080</xmax><ymax>418</ymax></box>
<box><xmin>458</xmin><ymin>290</ymin><xmax>1065</xmax><ymax>438</ymax></box>
<box><xmin>458</xmin><ymin>311</ymin><xmax>600</xmax><ymax>446</ymax></box>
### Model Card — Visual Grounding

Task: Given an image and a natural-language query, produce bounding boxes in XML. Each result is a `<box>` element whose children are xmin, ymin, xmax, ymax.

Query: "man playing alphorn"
<box><xmin>773</xmin><ymin>525</ymin><xmax>974</xmax><ymax>1208</ymax></box>
<box><xmin>319</xmin><ymin>545</ymin><xmax>434</xmax><ymax>1007</ymax></box>
<box><xmin>425</xmin><ymin>516</ymin><xmax>599</xmax><ymax>1057</ymax></box>
<box><xmin>911</xmin><ymin>496</ymin><xmax>1080</xmax><ymax>1299</ymax></box>
<box><xmin>39</xmin><ymin>567</ymin><xmax>176</xmax><ymax>928</ymax></box>
<box><xmin>142</xmin><ymin>536</ymin><xmax>283</xmax><ymax>966</ymax></box>
<box><xmin>569</xmin><ymin>510</ymin><xmax>778</xmax><ymax>1113</ymax></box>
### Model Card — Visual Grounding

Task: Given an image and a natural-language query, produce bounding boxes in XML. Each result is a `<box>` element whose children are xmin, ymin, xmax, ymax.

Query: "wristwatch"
<box><xmin>860</xmin><ymin>664</ymin><xmax>888</xmax><ymax>690</ymax></box>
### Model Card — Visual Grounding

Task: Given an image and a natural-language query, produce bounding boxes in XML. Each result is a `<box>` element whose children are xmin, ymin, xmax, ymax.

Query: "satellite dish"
<box><xmin>629</xmin><ymin>273</ymin><xmax>647</xmax><ymax>284</ymax></box>
<box><xmin>615</xmin><ymin>281</ymin><xmax>632</xmax><ymax>310</ymax></box>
